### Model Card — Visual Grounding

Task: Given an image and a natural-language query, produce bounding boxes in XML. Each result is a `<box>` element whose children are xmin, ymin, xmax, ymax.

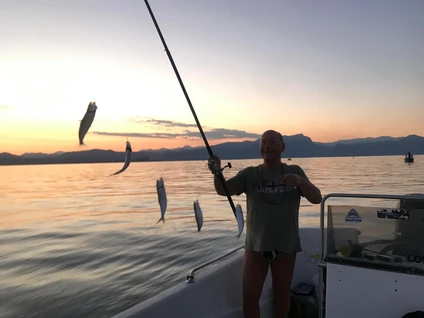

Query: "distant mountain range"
<box><xmin>1</xmin><ymin>134</ymin><xmax>423</xmax><ymax>166</ymax></box>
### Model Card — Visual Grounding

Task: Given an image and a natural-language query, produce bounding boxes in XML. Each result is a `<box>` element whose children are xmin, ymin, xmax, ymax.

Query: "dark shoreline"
<box><xmin>1</xmin><ymin>153</ymin><xmax>420</xmax><ymax>167</ymax></box>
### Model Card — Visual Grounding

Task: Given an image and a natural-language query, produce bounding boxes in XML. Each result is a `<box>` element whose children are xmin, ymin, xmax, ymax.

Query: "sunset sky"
<box><xmin>1</xmin><ymin>0</ymin><xmax>423</xmax><ymax>155</ymax></box>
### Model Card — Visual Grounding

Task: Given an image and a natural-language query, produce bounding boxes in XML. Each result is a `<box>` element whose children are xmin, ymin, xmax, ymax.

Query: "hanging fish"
<box><xmin>193</xmin><ymin>200</ymin><xmax>203</xmax><ymax>231</ymax></box>
<box><xmin>110</xmin><ymin>140</ymin><xmax>132</xmax><ymax>176</ymax></box>
<box><xmin>156</xmin><ymin>177</ymin><xmax>167</xmax><ymax>224</ymax></box>
<box><xmin>235</xmin><ymin>204</ymin><xmax>244</xmax><ymax>239</ymax></box>
<box><xmin>78</xmin><ymin>101</ymin><xmax>98</xmax><ymax>145</ymax></box>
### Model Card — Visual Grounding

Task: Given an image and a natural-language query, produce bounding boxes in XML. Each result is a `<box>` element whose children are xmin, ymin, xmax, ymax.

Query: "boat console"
<box><xmin>319</xmin><ymin>193</ymin><xmax>424</xmax><ymax>318</ymax></box>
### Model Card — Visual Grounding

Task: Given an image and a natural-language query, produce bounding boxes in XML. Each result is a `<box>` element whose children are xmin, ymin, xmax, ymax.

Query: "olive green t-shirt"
<box><xmin>228</xmin><ymin>163</ymin><xmax>309</xmax><ymax>253</ymax></box>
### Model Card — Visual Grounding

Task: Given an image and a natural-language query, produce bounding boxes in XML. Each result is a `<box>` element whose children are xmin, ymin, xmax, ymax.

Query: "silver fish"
<box><xmin>193</xmin><ymin>200</ymin><xmax>203</xmax><ymax>231</ymax></box>
<box><xmin>235</xmin><ymin>204</ymin><xmax>244</xmax><ymax>239</ymax></box>
<box><xmin>156</xmin><ymin>177</ymin><xmax>167</xmax><ymax>223</ymax></box>
<box><xmin>110</xmin><ymin>140</ymin><xmax>132</xmax><ymax>176</ymax></box>
<box><xmin>78</xmin><ymin>101</ymin><xmax>97</xmax><ymax>145</ymax></box>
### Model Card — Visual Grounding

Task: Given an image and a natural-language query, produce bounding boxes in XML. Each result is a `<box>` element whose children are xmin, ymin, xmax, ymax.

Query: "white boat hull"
<box><xmin>113</xmin><ymin>227</ymin><xmax>324</xmax><ymax>318</ymax></box>
<box><xmin>326</xmin><ymin>262</ymin><xmax>424</xmax><ymax>318</ymax></box>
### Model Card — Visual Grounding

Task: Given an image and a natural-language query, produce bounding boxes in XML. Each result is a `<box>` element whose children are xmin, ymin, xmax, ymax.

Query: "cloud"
<box><xmin>128</xmin><ymin>117</ymin><xmax>198</xmax><ymax>128</ymax></box>
<box><xmin>203</xmin><ymin>128</ymin><xmax>261</xmax><ymax>139</ymax></box>
<box><xmin>92</xmin><ymin>128</ymin><xmax>261</xmax><ymax>140</ymax></box>
<box><xmin>95</xmin><ymin>117</ymin><xmax>261</xmax><ymax>140</ymax></box>
<box><xmin>92</xmin><ymin>131</ymin><xmax>191</xmax><ymax>139</ymax></box>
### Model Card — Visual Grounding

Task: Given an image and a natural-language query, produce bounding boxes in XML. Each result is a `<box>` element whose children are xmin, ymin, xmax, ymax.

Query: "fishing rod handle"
<box><xmin>207</xmin><ymin>157</ymin><xmax>221</xmax><ymax>175</ymax></box>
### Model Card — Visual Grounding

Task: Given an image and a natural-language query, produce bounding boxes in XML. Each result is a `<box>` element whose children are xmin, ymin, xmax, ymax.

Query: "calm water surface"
<box><xmin>0</xmin><ymin>156</ymin><xmax>423</xmax><ymax>317</ymax></box>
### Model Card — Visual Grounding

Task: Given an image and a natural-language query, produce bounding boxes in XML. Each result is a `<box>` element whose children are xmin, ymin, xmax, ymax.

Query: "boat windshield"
<box><xmin>326</xmin><ymin>204</ymin><xmax>424</xmax><ymax>274</ymax></box>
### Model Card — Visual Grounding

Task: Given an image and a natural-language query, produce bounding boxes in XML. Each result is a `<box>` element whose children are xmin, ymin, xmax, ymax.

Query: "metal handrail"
<box><xmin>186</xmin><ymin>245</ymin><xmax>245</xmax><ymax>283</ymax></box>
<box><xmin>318</xmin><ymin>192</ymin><xmax>424</xmax><ymax>318</ymax></box>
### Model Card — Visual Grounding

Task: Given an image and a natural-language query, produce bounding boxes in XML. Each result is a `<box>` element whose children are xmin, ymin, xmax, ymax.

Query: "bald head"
<box><xmin>260</xmin><ymin>130</ymin><xmax>285</xmax><ymax>163</ymax></box>
<box><xmin>262</xmin><ymin>130</ymin><xmax>284</xmax><ymax>144</ymax></box>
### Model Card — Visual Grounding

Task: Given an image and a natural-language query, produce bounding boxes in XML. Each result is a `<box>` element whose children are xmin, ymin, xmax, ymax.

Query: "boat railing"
<box><xmin>318</xmin><ymin>192</ymin><xmax>424</xmax><ymax>318</ymax></box>
<box><xmin>186</xmin><ymin>245</ymin><xmax>245</xmax><ymax>283</ymax></box>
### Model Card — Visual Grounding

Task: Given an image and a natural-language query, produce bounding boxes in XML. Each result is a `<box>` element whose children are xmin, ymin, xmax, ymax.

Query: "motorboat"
<box><xmin>405</xmin><ymin>153</ymin><xmax>414</xmax><ymax>163</ymax></box>
<box><xmin>113</xmin><ymin>193</ymin><xmax>424</xmax><ymax>318</ymax></box>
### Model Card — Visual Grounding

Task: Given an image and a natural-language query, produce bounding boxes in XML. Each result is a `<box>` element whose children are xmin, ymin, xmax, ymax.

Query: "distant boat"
<box><xmin>287</xmin><ymin>158</ymin><xmax>292</xmax><ymax>161</ymax></box>
<box><xmin>404</xmin><ymin>152</ymin><xmax>414</xmax><ymax>163</ymax></box>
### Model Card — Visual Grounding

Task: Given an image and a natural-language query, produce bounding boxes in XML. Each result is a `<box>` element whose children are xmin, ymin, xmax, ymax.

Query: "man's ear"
<box><xmin>281</xmin><ymin>142</ymin><xmax>286</xmax><ymax>153</ymax></box>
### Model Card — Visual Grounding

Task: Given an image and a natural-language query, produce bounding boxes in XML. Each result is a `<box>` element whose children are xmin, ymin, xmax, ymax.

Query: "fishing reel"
<box><xmin>207</xmin><ymin>157</ymin><xmax>232</xmax><ymax>175</ymax></box>
<box><xmin>221</xmin><ymin>162</ymin><xmax>232</xmax><ymax>172</ymax></box>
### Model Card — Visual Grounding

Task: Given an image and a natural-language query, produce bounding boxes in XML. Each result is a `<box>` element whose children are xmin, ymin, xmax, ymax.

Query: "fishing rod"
<box><xmin>143</xmin><ymin>0</ymin><xmax>237</xmax><ymax>219</ymax></box>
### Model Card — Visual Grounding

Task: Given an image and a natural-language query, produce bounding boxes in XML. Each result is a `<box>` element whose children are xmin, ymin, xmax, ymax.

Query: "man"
<box><xmin>209</xmin><ymin>130</ymin><xmax>322</xmax><ymax>318</ymax></box>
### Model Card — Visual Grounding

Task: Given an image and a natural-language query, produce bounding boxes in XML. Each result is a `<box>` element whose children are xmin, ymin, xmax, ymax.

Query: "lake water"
<box><xmin>0</xmin><ymin>155</ymin><xmax>423</xmax><ymax>318</ymax></box>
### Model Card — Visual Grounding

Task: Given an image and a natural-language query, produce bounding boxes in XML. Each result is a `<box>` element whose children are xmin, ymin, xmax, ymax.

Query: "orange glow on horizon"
<box><xmin>2</xmin><ymin>135</ymin><xmax>262</xmax><ymax>156</ymax></box>
<box><xmin>3</xmin><ymin>127</ymin><xmax>423</xmax><ymax>156</ymax></box>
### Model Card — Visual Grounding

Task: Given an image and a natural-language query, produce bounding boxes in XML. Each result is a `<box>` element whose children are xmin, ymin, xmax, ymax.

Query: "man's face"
<box><xmin>260</xmin><ymin>130</ymin><xmax>284</xmax><ymax>160</ymax></box>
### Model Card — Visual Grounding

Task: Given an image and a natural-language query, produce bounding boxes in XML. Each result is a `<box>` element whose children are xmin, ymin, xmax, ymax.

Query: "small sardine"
<box><xmin>78</xmin><ymin>101</ymin><xmax>97</xmax><ymax>145</ymax></box>
<box><xmin>110</xmin><ymin>140</ymin><xmax>132</xmax><ymax>176</ymax></box>
<box><xmin>193</xmin><ymin>200</ymin><xmax>203</xmax><ymax>232</ymax></box>
<box><xmin>156</xmin><ymin>177</ymin><xmax>167</xmax><ymax>223</ymax></box>
<box><xmin>235</xmin><ymin>204</ymin><xmax>244</xmax><ymax>239</ymax></box>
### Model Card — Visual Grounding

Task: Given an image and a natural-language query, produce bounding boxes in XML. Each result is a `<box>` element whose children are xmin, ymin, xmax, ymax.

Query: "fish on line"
<box><xmin>235</xmin><ymin>204</ymin><xmax>244</xmax><ymax>239</ymax></box>
<box><xmin>193</xmin><ymin>200</ymin><xmax>203</xmax><ymax>232</ymax></box>
<box><xmin>110</xmin><ymin>140</ymin><xmax>132</xmax><ymax>176</ymax></box>
<box><xmin>78</xmin><ymin>101</ymin><xmax>97</xmax><ymax>146</ymax></box>
<box><xmin>156</xmin><ymin>177</ymin><xmax>167</xmax><ymax>224</ymax></box>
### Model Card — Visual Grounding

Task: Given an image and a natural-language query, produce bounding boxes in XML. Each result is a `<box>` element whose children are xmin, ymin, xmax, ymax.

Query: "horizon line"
<box><xmin>2</xmin><ymin>133</ymin><xmax>422</xmax><ymax>157</ymax></box>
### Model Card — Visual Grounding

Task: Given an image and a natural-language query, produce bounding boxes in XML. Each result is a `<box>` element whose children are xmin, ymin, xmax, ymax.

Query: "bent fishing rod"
<box><xmin>144</xmin><ymin>0</ymin><xmax>237</xmax><ymax>219</ymax></box>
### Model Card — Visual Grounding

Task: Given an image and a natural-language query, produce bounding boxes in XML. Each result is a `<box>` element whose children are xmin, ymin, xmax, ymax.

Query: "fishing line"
<box><xmin>143</xmin><ymin>0</ymin><xmax>237</xmax><ymax>219</ymax></box>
